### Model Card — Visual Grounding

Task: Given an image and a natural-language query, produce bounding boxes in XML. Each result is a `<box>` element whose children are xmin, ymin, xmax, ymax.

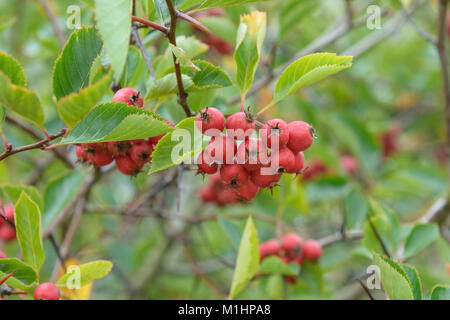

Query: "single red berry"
<box><xmin>0</xmin><ymin>225</ymin><xmax>16</xmax><ymax>242</ymax></box>
<box><xmin>285</xmin><ymin>152</ymin><xmax>304</xmax><ymax>174</ymax></box>
<box><xmin>302</xmin><ymin>159</ymin><xmax>327</xmax><ymax>181</ymax></box>
<box><xmin>340</xmin><ymin>154</ymin><xmax>359</xmax><ymax>175</ymax></box>
<box><xmin>197</xmin><ymin>150</ymin><xmax>218</xmax><ymax>175</ymax></box>
<box><xmin>302</xmin><ymin>240</ymin><xmax>322</xmax><ymax>261</ymax></box>
<box><xmin>235</xmin><ymin>180</ymin><xmax>259</xmax><ymax>201</ymax></box>
<box><xmin>199</xmin><ymin>186</ymin><xmax>217</xmax><ymax>203</ymax></box>
<box><xmin>260</xmin><ymin>118</ymin><xmax>290</xmax><ymax>149</ymax></box>
<box><xmin>75</xmin><ymin>146</ymin><xmax>88</xmax><ymax>162</ymax></box>
<box><xmin>87</xmin><ymin>147</ymin><xmax>114</xmax><ymax>167</ymax></box>
<box><xmin>205</xmin><ymin>134</ymin><xmax>237</xmax><ymax>164</ymax></box>
<box><xmin>286</xmin><ymin>121</ymin><xmax>314</xmax><ymax>153</ymax></box>
<box><xmin>226</xmin><ymin>112</ymin><xmax>255</xmax><ymax>140</ymax></box>
<box><xmin>259</xmin><ymin>239</ymin><xmax>280</xmax><ymax>260</ymax></box>
<box><xmin>216</xmin><ymin>187</ymin><xmax>239</xmax><ymax>206</ymax></box>
<box><xmin>3</xmin><ymin>204</ymin><xmax>15</xmax><ymax>222</ymax></box>
<box><xmin>130</xmin><ymin>142</ymin><xmax>154</xmax><ymax>165</ymax></box>
<box><xmin>115</xmin><ymin>154</ymin><xmax>143</xmax><ymax>176</ymax></box>
<box><xmin>195</xmin><ymin>107</ymin><xmax>225</xmax><ymax>136</ymax></box>
<box><xmin>281</xmin><ymin>233</ymin><xmax>303</xmax><ymax>253</ymax></box>
<box><xmin>236</xmin><ymin>138</ymin><xmax>270</xmax><ymax>171</ymax></box>
<box><xmin>113</xmin><ymin>88</ymin><xmax>144</xmax><ymax>108</ymax></box>
<box><xmin>220</xmin><ymin>163</ymin><xmax>249</xmax><ymax>186</ymax></box>
<box><xmin>270</xmin><ymin>148</ymin><xmax>296</xmax><ymax>173</ymax></box>
<box><xmin>250</xmin><ymin>169</ymin><xmax>281</xmax><ymax>188</ymax></box>
<box><xmin>0</xmin><ymin>250</ymin><xmax>6</xmax><ymax>259</ymax></box>
<box><xmin>34</xmin><ymin>283</ymin><xmax>60</xmax><ymax>300</ymax></box>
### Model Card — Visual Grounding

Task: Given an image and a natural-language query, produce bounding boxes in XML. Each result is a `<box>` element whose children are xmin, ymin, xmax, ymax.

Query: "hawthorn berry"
<box><xmin>259</xmin><ymin>239</ymin><xmax>280</xmax><ymax>260</ymax></box>
<box><xmin>302</xmin><ymin>159</ymin><xmax>327</xmax><ymax>181</ymax></box>
<box><xmin>106</xmin><ymin>141</ymin><xmax>131</xmax><ymax>155</ymax></box>
<box><xmin>0</xmin><ymin>205</ymin><xmax>16</xmax><ymax>242</ymax></box>
<box><xmin>285</xmin><ymin>152</ymin><xmax>304</xmax><ymax>174</ymax></box>
<box><xmin>260</xmin><ymin>118</ymin><xmax>290</xmax><ymax>149</ymax></box>
<box><xmin>205</xmin><ymin>134</ymin><xmax>237</xmax><ymax>164</ymax></box>
<box><xmin>115</xmin><ymin>154</ymin><xmax>143</xmax><ymax>176</ymax></box>
<box><xmin>34</xmin><ymin>283</ymin><xmax>60</xmax><ymax>300</ymax></box>
<box><xmin>340</xmin><ymin>154</ymin><xmax>359</xmax><ymax>175</ymax></box>
<box><xmin>87</xmin><ymin>147</ymin><xmax>114</xmax><ymax>167</ymax></box>
<box><xmin>199</xmin><ymin>186</ymin><xmax>217</xmax><ymax>203</ymax></box>
<box><xmin>195</xmin><ymin>107</ymin><xmax>225</xmax><ymax>136</ymax></box>
<box><xmin>226</xmin><ymin>112</ymin><xmax>255</xmax><ymax>140</ymax></box>
<box><xmin>286</xmin><ymin>121</ymin><xmax>314</xmax><ymax>153</ymax></box>
<box><xmin>75</xmin><ymin>146</ymin><xmax>88</xmax><ymax>162</ymax></box>
<box><xmin>216</xmin><ymin>187</ymin><xmax>239</xmax><ymax>206</ymax></box>
<box><xmin>113</xmin><ymin>88</ymin><xmax>144</xmax><ymax>108</ymax></box>
<box><xmin>302</xmin><ymin>240</ymin><xmax>322</xmax><ymax>261</ymax></box>
<box><xmin>130</xmin><ymin>142</ymin><xmax>154</xmax><ymax>165</ymax></box>
<box><xmin>270</xmin><ymin>148</ymin><xmax>296</xmax><ymax>173</ymax></box>
<box><xmin>235</xmin><ymin>180</ymin><xmax>259</xmax><ymax>201</ymax></box>
<box><xmin>220</xmin><ymin>163</ymin><xmax>249</xmax><ymax>186</ymax></box>
<box><xmin>250</xmin><ymin>169</ymin><xmax>281</xmax><ymax>188</ymax></box>
<box><xmin>197</xmin><ymin>150</ymin><xmax>219</xmax><ymax>175</ymax></box>
<box><xmin>281</xmin><ymin>233</ymin><xmax>303</xmax><ymax>253</ymax></box>
<box><xmin>236</xmin><ymin>138</ymin><xmax>269</xmax><ymax>171</ymax></box>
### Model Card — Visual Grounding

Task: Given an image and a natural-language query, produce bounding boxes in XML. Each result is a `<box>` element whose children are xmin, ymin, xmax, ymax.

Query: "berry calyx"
<box><xmin>260</xmin><ymin>118</ymin><xmax>290</xmax><ymax>149</ymax></box>
<box><xmin>106</xmin><ymin>141</ymin><xmax>131</xmax><ymax>155</ymax></box>
<box><xmin>130</xmin><ymin>142</ymin><xmax>154</xmax><ymax>165</ymax></box>
<box><xmin>115</xmin><ymin>154</ymin><xmax>143</xmax><ymax>176</ymax></box>
<box><xmin>302</xmin><ymin>240</ymin><xmax>322</xmax><ymax>261</ymax></box>
<box><xmin>112</xmin><ymin>88</ymin><xmax>144</xmax><ymax>108</ymax></box>
<box><xmin>34</xmin><ymin>283</ymin><xmax>60</xmax><ymax>300</ymax></box>
<box><xmin>220</xmin><ymin>163</ymin><xmax>249</xmax><ymax>187</ymax></box>
<box><xmin>286</xmin><ymin>121</ymin><xmax>315</xmax><ymax>153</ymax></box>
<box><xmin>226</xmin><ymin>111</ymin><xmax>255</xmax><ymax>140</ymax></box>
<box><xmin>195</xmin><ymin>107</ymin><xmax>225</xmax><ymax>136</ymax></box>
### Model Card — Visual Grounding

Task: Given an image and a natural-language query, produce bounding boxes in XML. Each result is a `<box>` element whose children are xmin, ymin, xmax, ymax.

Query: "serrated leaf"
<box><xmin>430</xmin><ymin>285</ymin><xmax>450</xmax><ymax>300</ymax></box>
<box><xmin>0</xmin><ymin>50</ymin><xmax>26</xmax><ymax>86</ymax></box>
<box><xmin>184</xmin><ymin>60</ymin><xmax>233</xmax><ymax>89</ymax></box>
<box><xmin>0</xmin><ymin>71</ymin><xmax>45</xmax><ymax>130</ymax></box>
<box><xmin>57</xmin><ymin>260</ymin><xmax>113</xmax><ymax>287</ymax></box>
<box><xmin>95</xmin><ymin>0</ymin><xmax>132</xmax><ymax>81</ymax></box>
<box><xmin>0</xmin><ymin>258</ymin><xmax>37</xmax><ymax>286</ymax></box>
<box><xmin>169</xmin><ymin>44</ymin><xmax>200</xmax><ymax>71</ymax></box>
<box><xmin>229</xmin><ymin>216</ymin><xmax>259</xmax><ymax>299</ymax></box>
<box><xmin>373</xmin><ymin>253</ymin><xmax>414</xmax><ymax>300</ymax></box>
<box><xmin>14</xmin><ymin>192</ymin><xmax>45</xmax><ymax>272</ymax></box>
<box><xmin>402</xmin><ymin>264</ymin><xmax>422</xmax><ymax>300</ymax></box>
<box><xmin>267</xmin><ymin>53</ymin><xmax>352</xmax><ymax>110</ymax></box>
<box><xmin>43</xmin><ymin>171</ymin><xmax>84</xmax><ymax>230</ymax></box>
<box><xmin>59</xmin><ymin>102</ymin><xmax>173</xmax><ymax>144</ymax></box>
<box><xmin>149</xmin><ymin>117</ymin><xmax>203</xmax><ymax>174</ymax></box>
<box><xmin>146</xmin><ymin>73</ymin><xmax>194</xmax><ymax>101</ymax></box>
<box><xmin>259</xmin><ymin>256</ymin><xmax>299</xmax><ymax>276</ymax></box>
<box><xmin>53</xmin><ymin>26</ymin><xmax>103</xmax><ymax>100</ymax></box>
<box><xmin>0</xmin><ymin>184</ymin><xmax>44</xmax><ymax>212</ymax></box>
<box><xmin>57</xmin><ymin>71</ymin><xmax>112</xmax><ymax>129</ymax></box>
<box><xmin>344</xmin><ymin>188</ymin><xmax>368</xmax><ymax>230</ymax></box>
<box><xmin>403</xmin><ymin>224</ymin><xmax>439</xmax><ymax>260</ymax></box>
<box><xmin>234</xmin><ymin>11</ymin><xmax>266</xmax><ymax>98</ymax></box>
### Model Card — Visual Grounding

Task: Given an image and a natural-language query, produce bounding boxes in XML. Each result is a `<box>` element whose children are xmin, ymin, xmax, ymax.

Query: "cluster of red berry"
<box><xmin>195</xmin><ymin>107</ymin><xmax>314</xmax><ymax>203</ymax></box>
<box><xmin>259</xmin><ymin>233</ymin><xmax>322</xmax><ymax>284</ymax></box>
<box><xmin>75</xmin><ymin>88</ymin><xmax>172</xmax><ymax>176</ymax></box>
<box><xmin>0</xmin><ymin>203</ymin><xmax>16</xmax><ymax>242</ymax></box>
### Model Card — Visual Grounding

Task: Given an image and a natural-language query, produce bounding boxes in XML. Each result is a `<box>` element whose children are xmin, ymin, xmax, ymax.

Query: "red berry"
<box><xmin>205</xmin><ymin>135</ymin><xmax>237</xmax><ymax>164</ymax></box>
<box><xmin>107</xmin><ymin>141</ymin><xmax>131</xmax><ymax>155</ymax></box>
<box><xmin>197</xmin><ymin>150</ymin><xmax>218</xmax><ymax>175</ymax></box>
<box><xmin>220</xmin><ymin>163</ymin><xmax>249</xmax><ymax>186</ymax></box>
<box><xmin>0</xmin><ymin>225</ymin><xmax>16</xmax><ymax>242</ymax></box>
<box><xmin>130</xmin><ymin>142</ymin><xmax>153</xmax><ymax>165</ymax></box>
<box><xmin>340</xmin><ymin>154</ymin><xmax>359</xmax><ymax>175</ymax></box>
<box><xmin>195</xmin><ymin>107</ymin><xmax>225</xmax><ymax>136</ymax></box>
<box><xmin>285</xmin><ymin>275</ymin><xmax>297</xmax><ymax>284</ymax></box>
<box><xmin>235</xmin><ymin>180</ymin><xmax>259</xmax><ymax>201</ymax></box>
<box><xmin>87</xmin><ymin>148</ymin><xmax>114</xmax><ymax>167</ymax></box>
<box><xmin>281</xmin><ymin>233</ymin><xmax>303</xmax><ymax>252</ymax></box>
<box><xmin>115</xmin><ymin>154</ymin><xmax>143</xmax><ymax>176</ymax></box>
<box><xmin>0</xmin><ymin>250</ymin><xmax>6</xmax><ymax>259</ymax></box>
<box><xmin>34</xmin><ymin>283</ymin><xmax>60</xmax><ymax>300</ymax></box>
<box><xmin>250</xmin><ymin>169</ymin><xmax>281</xmax><ymax>188</ymax></box>
<box><xmin>236</xmin><ymin>138</ymin><xmax>269</xmax><ymax>171</ymax></box>
<box><xmin>302</xmin><ymin>159</ymin><xmax>327</xmax><ymax>181</ymax></box>
<box><xmin>260</xmin><ymin>118</ymin><xmax>290</xmax><ymax>149</ymax></box>
<box><xmin>216</xmin><ymin>187</ymin><xmax>239</xmax><ymax>206</ymax></box>
<box><xmin>270</xmin><ymin>148</ymin><xmax>296</xmax><ymax>173</ymax></box>
<box><xmin>75</xmin><ymin>146</ymin><xmax>88</xmax><ymax>161</ymax></box>
<box><xmin>113</xmin><ymin>88</ymin><xmax>144</xmax><ymax>108</ymax></box>
<box><xmin>302</xmin><ymin>240</ymin><xmax>322</xmax><ymax>261</ymax></box>
<box><xmin>199</xmin><ymin>186</ymin><xmax>217</xmax><ymax>203</ymax></box>
<box><xmin>259</xmin><ymin>239</ymin><xmax>280</xmax><ymax>260</ymax></box>
<box><xmin>3</xmin><ymin>204</ymin><xmax>15</xmax><ymax>222</ymax></box>
<box><xmin>226</xmin><ymin>112</ymin><xmax>255</xmax><ymax>140</ymax></box>
<box><xmin>286</xmin><ymin>121</ymin><xmax>314</xmax><ymax>152</ymax></box>
<box><xmin>285</xmin><ymin>152</ymin><xmax>304</xmax><ymax>174</ymax></box>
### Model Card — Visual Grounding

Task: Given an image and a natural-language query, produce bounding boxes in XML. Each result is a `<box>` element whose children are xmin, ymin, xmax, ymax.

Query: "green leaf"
<box><xmin>0</xmin><ymin>72</ymin><xmax>45</xmax><ymax>130</ymax></box>
<box><xmin>0</xmin><ymin>184</ymin><xmax>44</xmax><ymax>212</ymax></box>
<box><xmin>57</xmin><ymin>71</ymin><xmax>112</xmax><ymax>129</ymax></box>
<box><xmin>59</xmin><ymin>102</ymin><xmax>173</xmax><ymax>144</ymax></box>
<box><xmin>149</xmin><ymin>117</ymin><xmax>203</xmax><ymax>174</ymax></box>
<box><xmin>146</xmin><ymin>73</ymin><xmax>194</xmax><ymax>101</ymax></box>
<box><xmin>169</xmin><ymin>44</ymin><xmax>200</xmax><ymax>71</ymax></box>
<box><xmin>14</xmin><ymin>192</ymin><xmax>45</xmax><ymax>272</ymax></box>
<box><xmin>234</xmin><ymin>11</ymin><xmax>266</xmax><ymax>99</ymax></box>
<box><xmin>373</xmin><ymin>253</ymin><xmax>414</xmax><ymax>300</ymax></box>
<box><xmin>229</xmin><ymin>216</ymin><xmax>259</xmax><ymax>299</ymax></box>
<box><xmin>218</xmin><ymin>217</ymin><xmax>242</xmax><ymax>250</ymax></box>
<box><xmin>266</xmin><ymin>53</ymin><xmax>352</xmax><ymax>110</ymax></box>
<box><xmin>403</xmin><ymin>224</ymin><xmax>439</xmax><ymax>259</ymax></box>
<box><xmin>266</xmin><ymin>274</ymin><xmax>283</xmax><ymax>300</ymax></box>
<box><xmin>95</xmin><ymin>0</ymin><xmax>132</xmax><ymax>81</ymax></box>
<box><xmin>0</xmin><ymin>50</ymin><xmax>26</xmax><ymax>86</ymax></box>
<box><xmin>56</xmin><ymin>260</ymin><xmax>113</xmax><ymax>287</ymax></box>
<box><xmin>344</xmin><ymin>188</ymin><xmax>368</xmax><ymax>230</ymax></box>
<box><xmin>178</xmin><ymin>0</ymin><xmax>271</xmax><ymax>11</ymax></box>
<box><xmin>53</xmin><ymin>26</ymin><xmax>103</xmax><ymax>100</ymax></box>
<box><xmin>363</xmin><ymin>215</ymin><xmax>393</xmax><ymax>255</ymax></box>
<box><xmin>430</xmin><ymin>285</ymin><xmax>450</xmax><ymax>300</ymax></box>
<box><xmin>43</xmin><ymin>171</ymin><xmax>84</xmax><ymax>230</ymax></box>
<box><xmin>0</xmin><ymin>258</ymin><xmax>37</xmax><ymax>286</ymax></box>
<box><xmin>259</xmin><ymin>256</ymin><xmax>299</xmax><ymax>276</ymax></box>
<box><xmin>120</xmin><ymin>46</ymin><xmax>146</xmax><ymax>88</ymax></box>
<box><xmin>402</xmin><ymin>264</ymin><xmax>422</xmax><ymax>300</ymax></box>
<box><xmin>0</xmin><ymin>106</ymin><xmax>5</xmax><ymax>129</ymax></box>
<box><xmin>184</xmin><ymin>60</ymin><xmax>233</xmax><ymax>89</ymax></box>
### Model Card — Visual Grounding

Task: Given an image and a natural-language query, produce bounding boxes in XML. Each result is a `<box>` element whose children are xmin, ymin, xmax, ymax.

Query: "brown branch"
<box><xmin>177</xmin><ymin>11</ymin><xmax>211</xmax><ymax>34</ymax></box>
<box><xmin>368</xmin><ymin>217</ymin><xmax>391</xmax><ymax>258</ymax></box>
<box><xmin>37</xmin><ymin>0</ymin><xmax>65</xmax><ymax>48</ymax></box>
<box><xmin>165</xmin><ymin>0</ymin><xmax>193</xmax><ymax>117</ymax></box>
<box><xmin>131</xmin><ymin>16</ymin><xmax>169</xmax><ymax>34</ymax></box>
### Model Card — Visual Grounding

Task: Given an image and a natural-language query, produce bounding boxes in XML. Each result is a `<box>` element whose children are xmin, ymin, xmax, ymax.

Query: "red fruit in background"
<box><xmin>0</xmin><ymin>250</ymin><xmax>6</xmax><ymax>259</ymax></box>
<box><xmin>236</xmin><ymin>138</ymin><xmax>269</xmax><ymax>171</ymax></box>
<box><xmin>2</xmin><ymin>204</ymin><xmax>15</xmax><ymax>222</ymax></box>
<box><xmin>270</xmin><ymin>148</ymin><xmax>296</xmax><ymax>173</ymax></box>
<box><xmin>130</xmin><ymin>142</ymin><xmax>153</xmax><ymax>165</ymax></box>
<box><xmin>235</xmin><ymin>180</ymin><xmax>259</xmax><ymax>201</ymax></box>
<box><xmin>199</xmin><ymin>186</ymin><xmax>217</xmax><ymax>203</ymax></box>
<box><xmin>115</xmin><ymin>154</ymin><xmax>143</xmax><ymax>176</ymax></box>
<box><xmin>285</xmin><ymin>275</ymin><xmax>297</xmax><ymax>284</ymax></box>
<box><xmin>195</xmin><ymin>107</ymin><xmax>225</xmax><ymax>136</ymax></box>
<box><xmin>113</xmin><ymin>88</ymin><xmax>144</xmax><ymax>108</ymax></box>
<box><xmin>75</xmin><ymin>146</ymin><xmax>88</xmax><ymax>161</ymax></box>
<box><xmin>380</xmin><ymin>123</ymin><xmax>401</xmax><ymax>157</ymax></box>
<box><xmin>226</xmin><ymin>112</ymin><xmax>255</xmax><ymax>140</ymax></box>
<box><xmin>302</xmin><ymin>159</ymin><xmax>327</xmax><ymax>181</ymax></box>
<box><xmin>281</xmin><ymin>233</ymin><xmax>303</xmax><ymax>252</ymax></box>
<box><xmin>259</xmin><ymin>239</ymin><xmax>280</xmax><ymax>260</ymax></box>
<box><xmin>285</xmin><ymin>152</ymin><xmax>304</xmax><ymax>174</ymax></box>
<box><xmin>0</xmin><ymin>226</ymin><xmax>16</xmax><ymax>241</ymax></box>
<box><xmin>260</xmin><ymin>118</ymin><xmax>290</xmax><ymax>149</ymax></box>
<box><xmin>34</xmin><ymin>283</ymin><xmax>60</xmax><ymax>300</ymax></box>
<box><xmin>250</xmin><ymin>169</ymin><xmax>281</xmax><ymax>188</ymax></box>
<box><xmin>87</xmin><ymin>148</ymin><xmax>114</xmax><ymax>167</ymax></box>
<box><xmin>205</xmin><ymin>134</ymin><xmax>237</xmax><ymax>164</ymax></box>
<box><xmin>340</xmin><ymin>154</ymin><xmax>359</xmax><ymax>175</ymax></box>
<box><xmin>302</xmin><ymin>240</ymin><xmax>322</xmax><ymax>261</ymax></box>
<box><xmin>286</xmin><ymin>121</ymin><xmax>314</xmax><ymax>153</ymax></box>
<box><xmin>220</xmin><ymin>163</ymin><xmax>249</xmax><ymax>186</ymax></box>
<box><xmin>216</xmin><ymin>187</ymin><xmax>239</xmax><ymax>206</ymax></box>
<box><xmin>197</xmin><ymin>150</ymin><xmax>218</xmax><ymax>175</ymax></box>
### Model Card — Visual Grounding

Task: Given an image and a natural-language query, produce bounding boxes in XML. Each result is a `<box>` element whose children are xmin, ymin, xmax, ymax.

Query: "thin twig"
<box><xmin>131</xmin><ymin>16</ymin><xmax>169</xmax><ymax>34</ymax></box>
<box><xmin>368</xmin><ymin>217</ymin><xmax>391</xmax><ymax>258</ymax></box>
<box><xmin>37</xmin><ymin>0</ymin><xmax>65</xmax><ymax>48</ymax></box>
<box><xmin>131</xmin><ymin>25</ymin><xmax>156</xmax><ymax>80</ymax></box>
